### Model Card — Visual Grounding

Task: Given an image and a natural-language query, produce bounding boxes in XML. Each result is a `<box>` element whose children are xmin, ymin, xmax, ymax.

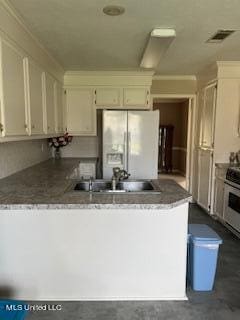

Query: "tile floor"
<box><xmin>159</xmin><ymin>173</ymin><xmax>187</xmax><ymax>189</ymax></box>
<box><xmin>26</xmin><ymin>204</ymin><xmax>240</xmax><ymax>320</ymax></box>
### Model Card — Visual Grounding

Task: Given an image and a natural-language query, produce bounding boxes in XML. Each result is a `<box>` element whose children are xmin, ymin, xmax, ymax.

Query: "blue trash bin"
<box><xmin>188</xmin><ymin>224</ymin><xmax>223</xmax><ymax>291</ymax></box>
<box><xmin>0</xmin><ymin>300</ymin><xmax>28</xmax><ymax>320</ymax></box>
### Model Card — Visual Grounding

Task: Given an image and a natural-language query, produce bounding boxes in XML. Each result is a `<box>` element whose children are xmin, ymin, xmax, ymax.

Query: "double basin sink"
<box><xmin>73</xmin><ymin>180</ymin><xmax>161</xmax><ymax>194</ymax></box>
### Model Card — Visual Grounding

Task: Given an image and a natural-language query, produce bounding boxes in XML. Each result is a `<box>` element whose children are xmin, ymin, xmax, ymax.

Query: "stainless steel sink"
<box><xmin>117</xmin><ymin>180</ymin><xmax>154</xmax><ymax>192</ymax></box>
<box><xmin>74</xmin><ymin>180</ymin><xmax>112</xmax><ymax>192</ymax></box>
<box><xmin>73</xmin><ymin>180</ymin><xmax>160</xmax><ymax>194</ymax></box>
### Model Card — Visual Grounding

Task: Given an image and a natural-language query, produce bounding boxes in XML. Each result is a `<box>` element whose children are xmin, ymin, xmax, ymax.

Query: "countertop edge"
<box><xmin>0</xmin><ymin>196</ymin><xmax>192</xmax><ymax>210</ymax></box>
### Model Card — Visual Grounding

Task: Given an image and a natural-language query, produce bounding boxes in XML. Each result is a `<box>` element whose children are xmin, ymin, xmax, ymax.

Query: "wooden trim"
<box><xmin>0</xmin><ymin>133</ymin><xmax>61</xmax><ymax>143</ymax></box>
<box><xmin>152</xmin><ymin>93</ymin><xmax>197</xmax><ymax>193</ymax></box>
<box><xmin>172</xmin><ymin>147</ymin><xmax>187</xmax><ymax>152</ymax></box>
<box><xmin>152</xmin><ymin>93</ymin><xmax>196</xmax><ymax>99</ymax></box>
<box><xmin>64</xmin><ymin>70</ymin><xmax>154</xmax><ymax>77</ymax></box>
<box><xmin>153</xmin><ymin>75</ymin><xmax>196</xmax><ymax>81</ymax></box>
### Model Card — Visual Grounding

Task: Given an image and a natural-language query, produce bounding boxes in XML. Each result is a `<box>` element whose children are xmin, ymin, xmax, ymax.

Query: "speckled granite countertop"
<box><xmin>215</xmin><ymin>163</ymin><xmax>238</xmax><ymax>181</ymax></box>
<box><xmin>0</xmin><ymin>158</ymin><xmax>191</xmax><ymax>210</ymax></box>
<box><xmin>215</xmin><ymin>162</ymin><xmax>240</xmax><ymax>169</ymax></box>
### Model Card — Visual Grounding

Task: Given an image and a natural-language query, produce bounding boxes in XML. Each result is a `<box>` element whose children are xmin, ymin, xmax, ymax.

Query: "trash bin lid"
<box><xmin>188</xmin><ymin>224</ymin><xmax>223</xmax><ymax>244</ymax></box>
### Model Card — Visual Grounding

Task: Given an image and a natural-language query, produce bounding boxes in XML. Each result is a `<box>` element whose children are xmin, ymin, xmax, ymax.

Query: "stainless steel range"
<box><xmin>224</xmin><ymin>167</ymin><xmax>240</xmax><ymax>234</ymax></box>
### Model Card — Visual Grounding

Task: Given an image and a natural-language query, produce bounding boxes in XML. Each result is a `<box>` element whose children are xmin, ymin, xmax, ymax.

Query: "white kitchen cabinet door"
<box><xmin>197</xmin><ymin>148</ymin><xmax>213</xmax><ymax>212</ymax></box>
<box><xmin>123</xmin><ymin>87</ymin><xmax>150</xmax><ymax>109</ymax></box>
<box><xmin>0</xmin><ymin>39</ymin><xmax>28</xmax><ymax>136</ymax></box>
<box><xmin>213</xmin><ymin>177</ymin><xmax>225</xmax><ymax>219</ymax></box>
<box><xmin>42</xmin><ymin>72</ymin><xmax>55</xmax><ymax>134</ymax></box>
<box><xmin>66</xmin><ymin>88</ymin><xmax>96</xmax><ymax>135</ymax></box>
<box><xmin>25</xmin><ymin>58</ymin><xmax>44</xmax><ymax>135</ymax></box>
<box><xmin>54</xmin><ymin>81</ymin><xmax>64</xmax><ymax>134</ymax></box>
<box><xmin>201</xmin><ymin>83</ymin><xmax>217</xmax><ymax>149</ymax></box>
<box><xmin>95</xmin><ymin>88</ymin><xmax>120</xmax><ymax>107</ymax></box>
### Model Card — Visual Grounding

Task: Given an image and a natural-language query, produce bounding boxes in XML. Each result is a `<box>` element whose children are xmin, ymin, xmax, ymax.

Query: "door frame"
<box><xmin>151</xmin><ymin>93</ymin><xmax>197</xmax><ymax>193</ymax></box>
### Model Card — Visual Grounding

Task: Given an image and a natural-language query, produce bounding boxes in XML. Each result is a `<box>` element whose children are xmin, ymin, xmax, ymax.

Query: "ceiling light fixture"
<box><xmin>103</xmin><ymin>5</ymin><xmax>125</xmax><ymax>16</ymax></box>
<box><xmin>140</xmin><ymin>28</ymin><xmax>176</xmax><ymax>69</ymax></box>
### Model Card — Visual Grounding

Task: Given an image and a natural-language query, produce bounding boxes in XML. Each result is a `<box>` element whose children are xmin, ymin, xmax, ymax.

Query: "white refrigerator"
<box><xmin>103</xmin><ymin>110</ymin><xmax>159</xmax><ymax>179</ymax></box>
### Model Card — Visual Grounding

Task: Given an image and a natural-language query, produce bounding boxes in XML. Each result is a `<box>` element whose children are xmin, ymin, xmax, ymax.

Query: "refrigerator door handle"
<box><xmin>123</xmin><ymin>132</ymin><xmax>128</xmax><ymax>171</ymax></box>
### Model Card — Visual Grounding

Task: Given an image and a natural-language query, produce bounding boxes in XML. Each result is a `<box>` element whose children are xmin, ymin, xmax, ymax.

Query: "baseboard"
<box><xmin>159</xmin><ymin>169</ymin><xmax>186</xmax><ymax>177</ymax></box>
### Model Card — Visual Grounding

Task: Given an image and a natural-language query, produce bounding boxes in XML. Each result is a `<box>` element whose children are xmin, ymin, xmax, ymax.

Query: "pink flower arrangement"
<box><xmin>48</xmin><ymin>133</ymin><xmax>73</xmax><ymax>150</ymax></box>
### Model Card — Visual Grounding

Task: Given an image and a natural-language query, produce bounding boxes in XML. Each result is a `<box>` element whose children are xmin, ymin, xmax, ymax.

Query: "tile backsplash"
<box><xmin>0</xmin><ymin>139</ymin><xmax>51</xmax><ymax>179</ymax></box>
<box><xmin>60</xmin><ymin>136</ymin><xmax>99</xmax><ymax>158</ymax></box>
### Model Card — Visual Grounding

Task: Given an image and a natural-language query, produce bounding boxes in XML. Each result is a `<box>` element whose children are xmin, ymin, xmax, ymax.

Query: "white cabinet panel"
<box><xmin>197</xmin><ymin>149</ymin><xmax>213</xmax><ymax>211</ymax></box>
<box><xmin>25</xmin><ymin>58</ymin><xmax>44</xmax><ymax>135</ymax></box>
<box><xmin>201</xmin><ymin>84</ymin><xmax>217</xmax><ymax>148</ymax></box>
<box><xmin>123</xmin><ymin>88</ymin><xmax>149</xmax><ymax>108</ymax></box>
<box><xmin>54</xmin><ymin>81</ymin><xmax>64</xmax><ymax>134</ymax></box>
<box><xmin>0</xmin><ymin>39</ymin><xmax>27</xmax><ymax>136</ymax></box>
<box><xmin>42</xmin><ymin>72</ymin><xmax>55</xmax><ymax>134</ymax></box>
<box><xmin>66</xmin><ymin>88</ymin><xmax>96</xmax><ymax>135</ymax></box>
<box><xmin>95</xmin><ymin>88</ymin><xmax>120</xmax><ymax>107</ymax></box>
<box><xmin>214</xmin><ymin>177</ymin><xmax>225</xmax><ymax>219</ymax></box>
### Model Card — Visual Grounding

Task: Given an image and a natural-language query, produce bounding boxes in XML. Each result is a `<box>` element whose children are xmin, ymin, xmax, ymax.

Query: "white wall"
<box><xmin>0</xmin><ymin>139</ymin><xmax>51</xmax><ymax>179</ymax></box>
<box><xmin>151</xmin><ymin>78</ymin><xmax>196</xmax><ymax>95</ymax></box>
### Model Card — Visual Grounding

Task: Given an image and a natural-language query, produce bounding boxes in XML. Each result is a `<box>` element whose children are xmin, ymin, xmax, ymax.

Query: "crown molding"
<box><xmin>153</xmin><ymin>75</ymin><xmax>197</xmax><ymax>81</ymax></box>
<box><xmin>216</xmin><ymin>61</ymin><xmax>240</xmax><ymax>67</ymax></box>
<box><xmin>65</xmin><ymin>70</ymin><xmax>155</xmax><ymax>77</ymax></box>
<box><xmin>1</xmin><ymin>0</ymin><xmax>64</xmax><ymax>72</ymax></box>
<box><xmin>64</xmin><ymin>70</ymin><xmax>154</xmax><ymax>86</ymax></box>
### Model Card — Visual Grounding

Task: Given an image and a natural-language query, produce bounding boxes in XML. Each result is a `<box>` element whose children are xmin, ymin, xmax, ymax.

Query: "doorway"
<box><xmin>152</xmin><ymin>95</ymin><xmax>196</xmax><ymax>192</ymax></box>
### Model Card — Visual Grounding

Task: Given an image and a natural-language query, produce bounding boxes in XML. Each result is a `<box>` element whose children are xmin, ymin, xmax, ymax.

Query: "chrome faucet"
<box><xmin>89</xmin><ymin>176</ymin><xmax>94</xmax><ymax>192</ymax></box>
<box><xmin>112</xmin><ymin>167</ymin><xmax>130</xmax><ymax>190</ymax></box>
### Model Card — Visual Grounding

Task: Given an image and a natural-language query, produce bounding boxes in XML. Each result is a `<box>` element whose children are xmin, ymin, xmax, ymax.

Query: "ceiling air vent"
<box><xmin>206</xmin><ymin>30</ymin><xmax>235</xmax><ymax>43</ymax></box>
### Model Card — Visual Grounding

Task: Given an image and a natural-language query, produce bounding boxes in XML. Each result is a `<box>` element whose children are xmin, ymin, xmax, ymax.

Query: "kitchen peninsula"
<box><xmin>0</xmin><ymin>158</ymin><xmax>191</xmax><ymax>301</ymax></box>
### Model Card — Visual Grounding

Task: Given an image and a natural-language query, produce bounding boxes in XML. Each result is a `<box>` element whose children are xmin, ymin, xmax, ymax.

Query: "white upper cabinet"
<box><xmin>66</xmin><ymin>88</ymin><xmax>96</xmax><ymax>135</ymax></box>
<box><xmin>54</xmin><ymin>81</ymin><xmax>64</xmax><ymax>134</ymax></box>
<box><xmin>24</xmin><ymin>58</ymin><xmax>44</xmax><ymax>135</ymax></box>
<box><xmin>94</xmin><ymin>87</ymin><xmax>150</xmax><ymax>109</ymax></box>
<box><xmin>0</xmin><ymin>39</ymin><xmax>28</xmax><ymax>136</ymax></box>
<box><xmin>123</xmin><ymin>87</ymin><xmax>150</xmax><ymax>108</ymax></box>
<box><xmin>201</xmin><ymin>83</ymin><xmax>217</xmax><ymax>149</ymax></box>
<box><xmin>42</xmin><ymin>72</ymin><xmax>55</xmax><ymax>134</ymax></box>
<box><xmin>95</xmin><ymin>88</ymin><xmax>121</xmax><ymax>107</ymax></box>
